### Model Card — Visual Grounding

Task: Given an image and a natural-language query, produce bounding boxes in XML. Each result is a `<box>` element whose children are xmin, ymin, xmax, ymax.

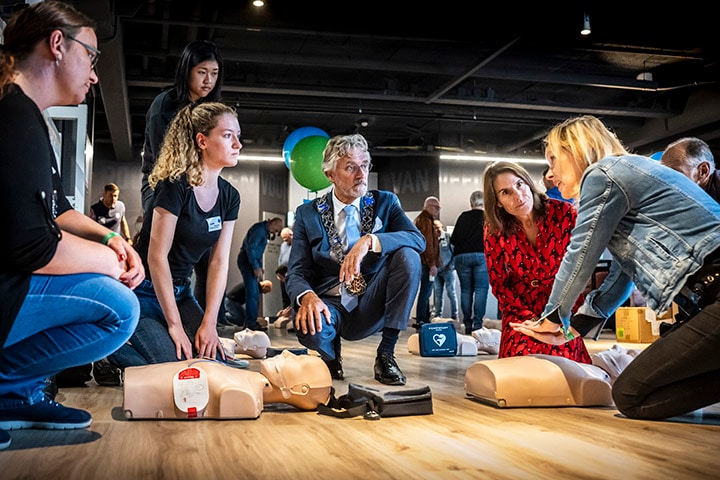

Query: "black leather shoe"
<box><xmin>374</xmin><ymin>352</ymin><xmax>406</xmax><ymax>385</ymax></box>
<box><xmin>323</xmin><ymin>357</ymin><xmax>344</xmax><ymax>380</ymax></box>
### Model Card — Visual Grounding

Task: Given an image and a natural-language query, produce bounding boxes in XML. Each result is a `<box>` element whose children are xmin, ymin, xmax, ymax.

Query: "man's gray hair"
<box><xmin>470</xmin><ymin>190</ymin><xmax>483</xmax><ymax>208</ymax></box>
<box><xmin>321</xmin><ymin>134</ymin><xmax>371</xmax><ymax>173</ymax></box>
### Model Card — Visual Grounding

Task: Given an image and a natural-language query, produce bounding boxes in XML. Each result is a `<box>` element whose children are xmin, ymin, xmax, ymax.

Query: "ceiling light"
<box><xmin>358</xmin><ymin>119</ymin><xmax>369</xmax><ymax>128</ymax></box>
<box><xmin>439</xmin><ymin>154</ymin><xmax>547</xmax><ymax>165</ymax></box>
<box><xmin>581</xmin><ymin>12</ymin><xmax>591</xmax><ymax>35</ymax></box>
<box><xmin>252</xmin><ymin>0</ymin><xmax>265</xmax><ymax>7</ymax></box>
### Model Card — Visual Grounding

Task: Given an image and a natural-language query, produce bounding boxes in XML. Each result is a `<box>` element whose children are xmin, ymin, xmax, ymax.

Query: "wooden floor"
<box><xmin>1</xmin><ymin>324</ymin><xmax>719</xmax><ymax>480</ymax></box>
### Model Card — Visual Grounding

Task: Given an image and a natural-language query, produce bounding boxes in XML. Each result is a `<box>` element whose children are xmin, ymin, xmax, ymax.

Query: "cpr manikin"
<box><xmin>261</xmin><ymin>350</ymin><xmax>332</xmax><ymax>410</ymax></box>
<box><xmin>233</xmin><ymin>328</ymin><xmax>272</xmax><ymax>358</ymax></box>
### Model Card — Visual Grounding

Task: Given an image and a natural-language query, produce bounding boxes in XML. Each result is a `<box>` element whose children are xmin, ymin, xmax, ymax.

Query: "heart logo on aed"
<box><xmin>432</xmin><ymin>333</ymin><xmax>446</xmax><ymax>347</ymax></box>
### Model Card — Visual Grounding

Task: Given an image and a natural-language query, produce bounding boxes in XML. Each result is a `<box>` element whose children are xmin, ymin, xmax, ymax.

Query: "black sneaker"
<box><xmin>0</xmin><ymin>429</ymin><xmax>10</xmax><ymax>450</ymax></box>
<box><xmin>0</xmin><ymin>396</ymin><xmax>92</xmax><ymax>430</ymax></box>
<box><xmin>92</xmin><ymin>358</ymin><xmax>122</xmax><ymax>387</ymax></box>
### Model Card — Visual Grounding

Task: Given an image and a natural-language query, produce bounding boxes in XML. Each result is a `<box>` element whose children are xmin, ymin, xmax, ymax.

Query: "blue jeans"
<box><xmin>109</xmin><ymin>279</ymin><xmax>203</xmax><ymax>368</ymax></box>
<box><xmin>454</xmin><ymin>253</ymin><xmax>489</xmax><ymax>329</ymax></box>
<box><xmin>0</xmin><ymin>274</ymin><xmax>139</xmax><ymax>408</ymax></box>
<box><xmin>433</xmin><ymin>267</ymin><xmax>458</xmax><ymax>319</ymax></box>
<box><xmin>415</xmin><ymin>265</ymin><xmax>435</xmax><ymax>324</ymax></box>
<box><xmin>237</xmin><ymin>260</ymin><xmax>260</xmax><ymax>327</ymax></box>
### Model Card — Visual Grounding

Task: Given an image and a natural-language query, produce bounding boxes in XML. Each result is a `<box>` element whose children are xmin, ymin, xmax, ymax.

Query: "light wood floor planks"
<box><xmin>1</xmin><ymin>326</ymin><xmax>718</xmax><ymax>480</ymax></box>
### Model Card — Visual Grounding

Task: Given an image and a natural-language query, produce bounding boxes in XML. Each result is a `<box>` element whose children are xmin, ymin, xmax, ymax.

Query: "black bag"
<box><xmin>419</xmin><ymin>322</ymin><xmax>457</xmax><ymax>357</ymax></box>
<box><xmin>317</xmin><ymin>383</ymin><xmax>433</xmax><ymax>420</ymax></box>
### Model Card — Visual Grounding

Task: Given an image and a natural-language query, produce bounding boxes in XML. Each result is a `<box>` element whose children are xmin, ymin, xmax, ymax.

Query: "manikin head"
<box><xmin>260</xmin><ymin>351</ymin><xmax>332</xmax><ymax>410</ymax></box>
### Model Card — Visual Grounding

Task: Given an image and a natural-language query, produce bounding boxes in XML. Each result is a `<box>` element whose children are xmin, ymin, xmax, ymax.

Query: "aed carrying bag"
<box><xmin>317</xmin><ymin>383</ymin><xmax>433</xmax><ymax>420</ymax></box>
<box><xmin>418</xmin><ymin>321</ymin><xmax>457</xmax><ymax>356</ymax></box>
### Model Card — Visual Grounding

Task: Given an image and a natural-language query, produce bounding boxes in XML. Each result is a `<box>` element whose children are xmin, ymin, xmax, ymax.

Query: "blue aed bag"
<box><xmin>419</xmin><ymin>322</ymin><xmax>457</xmax><ymax>357</ymax></box>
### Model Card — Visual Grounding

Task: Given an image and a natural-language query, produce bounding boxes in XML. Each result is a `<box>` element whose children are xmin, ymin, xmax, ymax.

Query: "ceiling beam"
<box><xmin>96</xmin><ymin>24</ymin><xmax>134</xmax><ymax>162</ymax></box>
<box><xmin>127</xmin><ymin>80</ymin><xmax>678</xmax><ymax>119</ymax></box>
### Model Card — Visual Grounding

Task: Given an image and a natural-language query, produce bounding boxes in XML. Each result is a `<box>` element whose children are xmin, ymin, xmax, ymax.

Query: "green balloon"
<box><xmin>289</xmin><ymin>135</ymin><xmax>331</xmax><ymax>191</ymax></box>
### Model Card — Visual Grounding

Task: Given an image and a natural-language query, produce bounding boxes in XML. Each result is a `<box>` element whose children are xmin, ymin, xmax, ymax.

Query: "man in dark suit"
<box><xmin>286</xmin><ymin>134</ymin><xmax>424</xmax><ymax>385</ymax></box>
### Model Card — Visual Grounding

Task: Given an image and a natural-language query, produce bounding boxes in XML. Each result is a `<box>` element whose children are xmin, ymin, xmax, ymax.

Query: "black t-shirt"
<box><xmin>135</xmin><ymin>175</ymin><xmax>241</xmax><ymax>281</ymax></box>
<box><xmin>90</xmin><ymin>199</ymin><xmax>126</xmax><ymax>234</ymax></box>
<box><xmin>450</xmin><ymin>208</ymin><xmax>485</xmax><ymax>255</ymax></box>
<box><xmin>0</xmin><ymin>86</ymin><xmax>72</xmax><ymax>344</ymax></box>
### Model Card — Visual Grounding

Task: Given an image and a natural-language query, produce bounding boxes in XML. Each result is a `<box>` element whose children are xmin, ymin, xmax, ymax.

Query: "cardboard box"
<box><xmin>615</xmin><ymin>307</ymin><xmax>660</xmax><ymax>343</ymax></box>
<box><xmin>656</xmin><ymin>302</ymin><xmax>679</xmax><ymax>324</ymax></box>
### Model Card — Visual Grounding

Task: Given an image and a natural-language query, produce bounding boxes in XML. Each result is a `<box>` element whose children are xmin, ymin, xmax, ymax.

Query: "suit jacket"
<box><xmin>286</xmin><ymin>189</ymin><xmax>425</xmax><ymax>304</ymax></box>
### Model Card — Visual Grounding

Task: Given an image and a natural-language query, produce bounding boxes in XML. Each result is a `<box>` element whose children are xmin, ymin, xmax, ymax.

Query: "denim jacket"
<box><xmin>542</xmin><ymin>154</ymin><xmax>720</xmax><ymax>326</ymax></box>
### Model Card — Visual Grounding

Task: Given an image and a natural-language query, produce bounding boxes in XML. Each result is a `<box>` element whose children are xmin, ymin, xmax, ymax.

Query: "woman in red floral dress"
<box><xmin>482</xmin><ymin>161</ymin><xmax>591</xmax><ymax>363</ymax></box>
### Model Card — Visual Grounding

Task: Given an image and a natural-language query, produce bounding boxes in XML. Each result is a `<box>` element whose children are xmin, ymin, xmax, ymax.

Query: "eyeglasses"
<box><xmin>67</xmin><ymin>34</ymin><xmax>101</xmax><ymax>69</ymax></box>
<box><xmin>343</xmin><ymin>162</ymin><xmax>373</xmax><ymax>175</ymax></box>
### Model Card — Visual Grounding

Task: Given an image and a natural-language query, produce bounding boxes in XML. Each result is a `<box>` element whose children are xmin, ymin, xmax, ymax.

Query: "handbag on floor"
<box><xmin>418</xmin><ymin>321</ymin><xmax>457</xmax><ymax>356</ymax></box>
<box><xmin>317</xmin><ymin>383</ymin><xmax>433</xmax><ymax>420</ymax></box>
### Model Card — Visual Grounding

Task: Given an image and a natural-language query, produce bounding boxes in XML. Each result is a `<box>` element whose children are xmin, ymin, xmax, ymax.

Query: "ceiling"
<box><xmin>6</xmin><ymin>1</ymin><xmax>720</xmax><ymax>163</ymax></box>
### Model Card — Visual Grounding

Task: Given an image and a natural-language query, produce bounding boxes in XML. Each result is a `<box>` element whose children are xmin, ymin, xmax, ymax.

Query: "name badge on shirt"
<box><xmin>206</xmin><ymin>216</ymin><xmax>222</xmax><ymax>232</ymax></box>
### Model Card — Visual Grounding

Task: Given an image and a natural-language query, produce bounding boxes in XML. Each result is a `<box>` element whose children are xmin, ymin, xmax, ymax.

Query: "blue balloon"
<box><xmin>282</xmin><ymin>126</ymin><xmax>329</xmax><ymax>169</ymax></box>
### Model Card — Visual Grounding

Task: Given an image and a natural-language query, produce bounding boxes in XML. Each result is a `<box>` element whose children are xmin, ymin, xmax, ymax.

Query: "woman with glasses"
<box><xmin>0</xmin><ymin>1</ymin><xmax>143</xmax><ymax>450</ymax></box>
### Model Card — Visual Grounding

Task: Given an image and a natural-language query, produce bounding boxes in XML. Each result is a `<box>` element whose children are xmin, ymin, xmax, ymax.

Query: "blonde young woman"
<box><xmin>109</xmin><ymin>102</ymin><xmax>241</xmax><ymax>368</ymax></box>
<box><xmin>513</xmin><ymin>115</ymin><xmax>720</xmax><ymax>421</ymax></box>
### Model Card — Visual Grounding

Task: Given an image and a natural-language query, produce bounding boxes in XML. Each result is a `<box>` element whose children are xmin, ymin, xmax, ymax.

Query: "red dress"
<box><xmin>484</xmin><ymin>199</ymin><xmax>591</xmax><ymax>364</ymax></box>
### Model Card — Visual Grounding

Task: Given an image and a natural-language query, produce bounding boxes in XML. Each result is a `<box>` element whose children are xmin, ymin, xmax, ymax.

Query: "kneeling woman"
<box><xmin>110</xmin><ymin>102</ymin><xmax>241</xmax><ymax>367</ymax></box>
<box><xmin>483</xmin><ymin>161</ymin><xmax>591</xmax><ymax>363</ymax></box>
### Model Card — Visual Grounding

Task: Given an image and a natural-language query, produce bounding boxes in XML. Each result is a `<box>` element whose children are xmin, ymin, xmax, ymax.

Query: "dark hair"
<box><xmin>275</xmin><ymin>264</ymin><xmax>288</xmax><ymax>276</ymax></box>
<box><xmin>0</xmin><ymin>1</ymin><xmax>94</xmax><ymax>96</ymax></box>
<box><xmin>483</xmin><ymin>161</ymin><xmax>548</xmax><ymax>236</ymax></box>
<box><xmin>173</xmin><ymin>40</ymin><xmax>224</xmax><ymax>105</ymax></box>
<box><xmin>661</xmin><ymin>137</ymin><xmax>715</xmax><ymax>173</ymax></box>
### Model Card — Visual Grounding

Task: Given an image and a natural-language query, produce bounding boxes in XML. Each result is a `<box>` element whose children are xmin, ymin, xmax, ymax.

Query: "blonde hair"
<box><xmin>149</xmin><ymin>102</ymin><xmax>237</xmax><ymax>188</ymax></box>
<box><xmin>543</xmin><ymin>115</ymin><xmax>628</xmax><ymax>198</ymax></box>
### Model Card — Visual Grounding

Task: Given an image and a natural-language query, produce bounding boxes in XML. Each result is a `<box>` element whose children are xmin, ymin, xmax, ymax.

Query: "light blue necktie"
<box><xmin>344</xmin><ymin>204</ymin><xmax>359</xmax><ymax>250</ymax></box>
<box><xmin>341</xmin><ymin>204</ymin><xmax>359</xmax><ymax>311</ymax></box>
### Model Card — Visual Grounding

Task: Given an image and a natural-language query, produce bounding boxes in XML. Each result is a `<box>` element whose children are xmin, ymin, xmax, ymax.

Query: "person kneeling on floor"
<box><xmin>285</xmin><ymin>134</ymin><xmax>425</xmax><ymax>385</ymax></box>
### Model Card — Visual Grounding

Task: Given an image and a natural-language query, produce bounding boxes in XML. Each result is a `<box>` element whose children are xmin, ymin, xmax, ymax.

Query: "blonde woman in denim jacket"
<box><xmin>512</xmin><ymin>115</ymin><xmax>720</xmax><ymax>421</ymax></box>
